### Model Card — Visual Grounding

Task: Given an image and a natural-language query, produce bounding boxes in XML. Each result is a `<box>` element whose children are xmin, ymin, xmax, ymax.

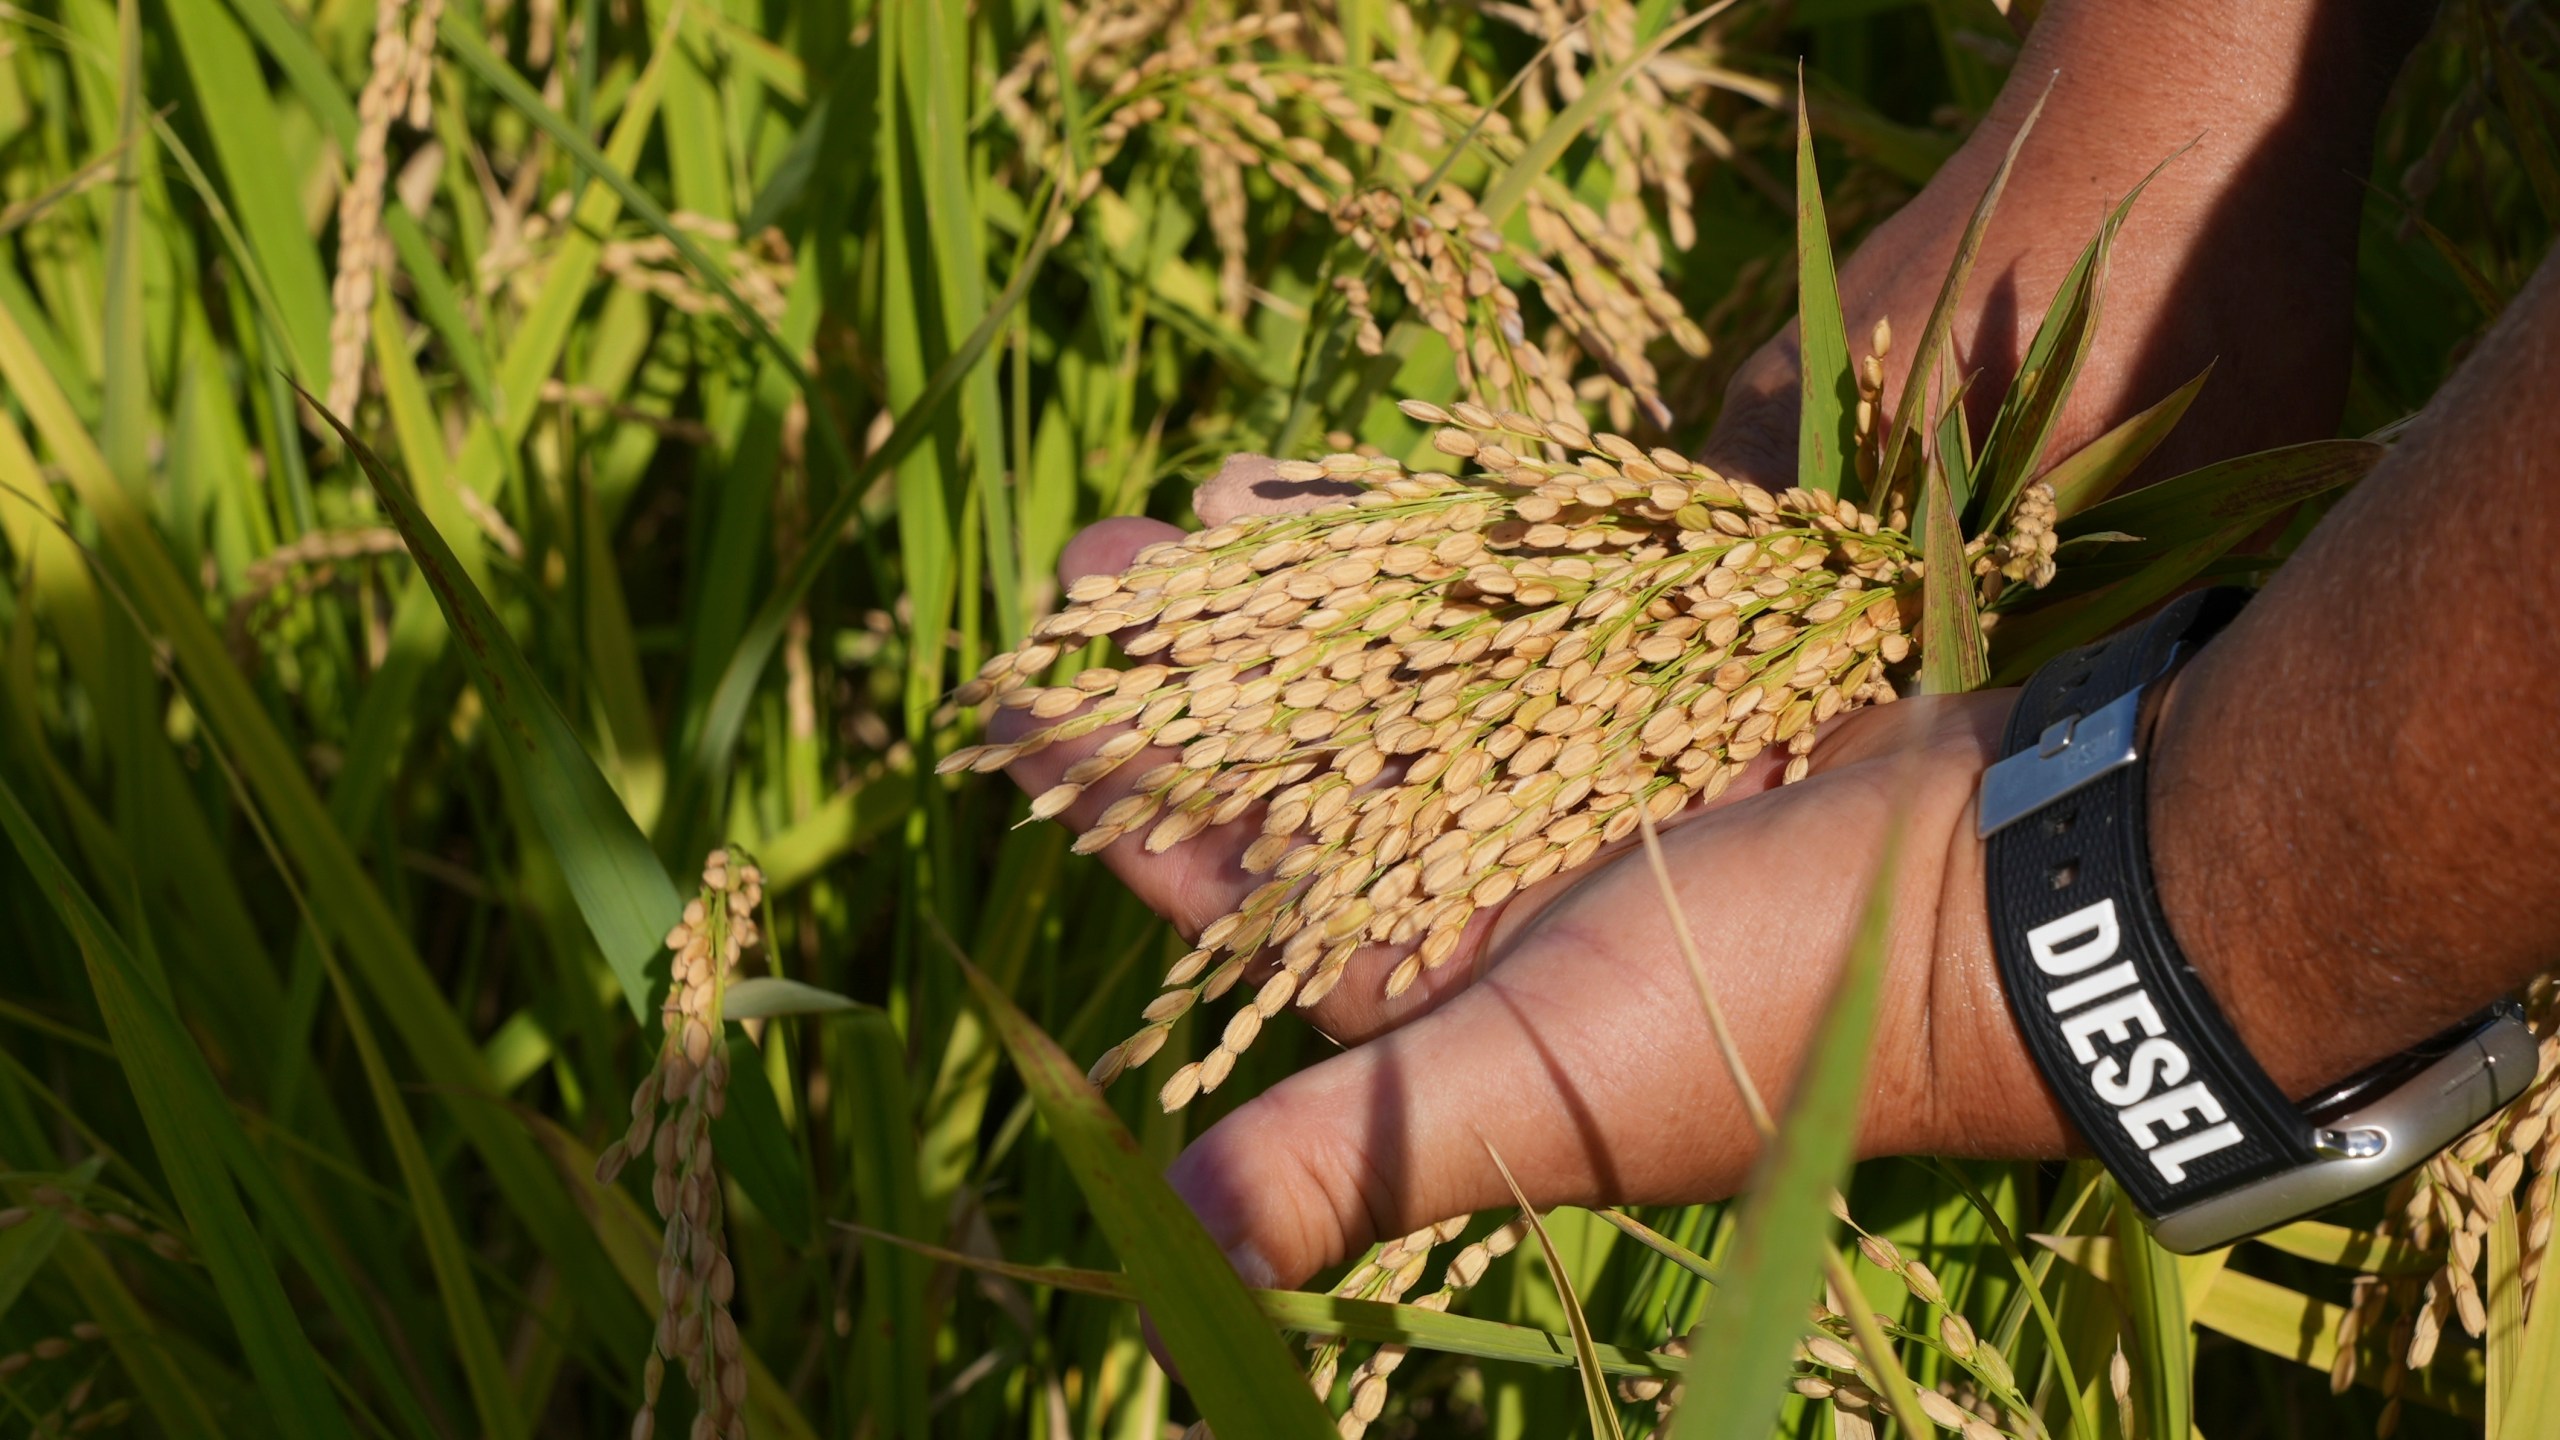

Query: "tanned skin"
<box><xmin>996</xmin><ymin>0</ymin><xmax>2557</xmax><ymax>1292</ymax></box>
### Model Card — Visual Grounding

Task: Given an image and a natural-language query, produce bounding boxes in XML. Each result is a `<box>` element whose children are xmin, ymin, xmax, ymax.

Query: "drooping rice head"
<box><xmin>944</xmin><ymin>402</ymin><xmax>1925</xmax><ymax>1109</ymax></box>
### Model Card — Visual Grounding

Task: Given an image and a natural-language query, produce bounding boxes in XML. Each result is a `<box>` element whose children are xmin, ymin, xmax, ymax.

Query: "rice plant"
<box><xmin>0</xmin><ymin>2</ymin><xmax>2553</xmax><ymax>1438</ymax></box>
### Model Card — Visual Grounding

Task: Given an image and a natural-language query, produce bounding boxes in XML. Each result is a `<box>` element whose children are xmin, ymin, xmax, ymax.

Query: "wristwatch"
<box><xmin>1976</xmin><ymin>587</ymin><xmax>2538</xmax><ymax>1253</ymax></box>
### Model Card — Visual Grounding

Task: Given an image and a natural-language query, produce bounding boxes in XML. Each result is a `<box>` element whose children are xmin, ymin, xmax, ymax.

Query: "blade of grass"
<box><xmin>2040</xmin><ymin>1233</ymin><xmax>2483</xmax><ymax>1418</ymax></box>
<box><xmin>837</xmin><ymin>1007</ymin><xmax>932</xmax><ymax>1439</ymax></box>
<box><xmin>2059</xmin><ymin>439</ymin><xmax>2383</xmax><ymax>545</ymax></box>
<box><xmin>51</xmin><ymin>1229</ymin><xmax>227</xmax><ymax>1440</ymax></box>
<box><xmin>0</xmin><ymin>776</ymin><xmax>359</xmax><ymax>1440</ymax></box>
<box><xmin>1485</xmin><ymin>1148</ymin><xmax>1627</xmax><ymax>1440</ymax></box>
<box><xmin>835</xmin><ymin>1222</ymin><xmax>1687</xmax><ymax>1378</ymax></box>
<box><xmin>299</xmin><ymin>857</ymin><xmax>531</xmax><ymax>1440</ymax></box>
<box><xmin>664</xmin><ymin>179</ymin><xmax>1064</xmax><ymax>849</ymax></box>
<box><xmin>0</xmin><ymin>1159</ymin><xmax>92</xmax><ymax>1324</ymax></box>
<box><xmin>160</xmin><ymin>0</ymin><xmax>331</xmax><ymax>379</ymax></box>
<box><xmin>1931</xmin><ymin>1160</ymin><xmax>2104</xmax><ymax>1440</ymax></box>
<box><xmin>1973</xmin><ymin>151</ymin><xmax>2182</xmax><ymax>527</ymax></box>
<box><xmin>724</xmin><ymin>976</ymin><xmax>868</xmax><ymax>1020</ymax></box>
<box><xmin>952</xmin><ymin>952</ymin><xmax>1336</xmax><ymax>1439</ymax></box>
<box><xmin>1670</xmin><ymin>810</ymin><xmax>1907</xmax><ymax>1440</ymax></box>
<box><xmin>0</xmin><ymin>480</ymin><xmax>534</xmax><ymax>1440</ymax></box>
<box><xmin>910</xmin><ymin>0</ymin><xmax>1021</xmax><ymax>647</ymax></box>
<box><xmin>710</xmin><ymin>1033</ymin><xmax>815</xmax><ymax>1249</ymax></box>
<box><xmin>2247</xmin><ymin>1219</ymin><xmax>2438</xmax><ymax>1275</ymax></box>
<box><xmin>2496</xmin><ymin>1179</ymin><xmax>2560</xmax><ymax>1440</ymax></box>
<box><xmin>1595</xmin><ymin>1208</ymin><xmax>1721</xmax><ymax>1285</ymax></box>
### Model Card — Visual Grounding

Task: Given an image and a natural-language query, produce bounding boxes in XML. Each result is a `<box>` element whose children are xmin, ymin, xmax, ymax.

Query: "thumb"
<box><xmin>1162</xmin><ymin>1023</ymin><xmax>1511</xmax><ymax>1293</ymax></box>
<box><xmin>1160</xmin><ymin>930</ymin><xmax>1753</xmax><ymax>1290</ymax></box>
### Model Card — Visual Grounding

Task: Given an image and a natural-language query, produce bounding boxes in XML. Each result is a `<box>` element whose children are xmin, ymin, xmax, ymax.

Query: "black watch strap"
<box><xmin>1979</xmin><ymin>589</ymin><xmax>2538</xmax><ymax>1251</ymax></box>
<box><xmin>1981</xmin><ymin>589</ymin><xmax>2315</xmax><ymax>1219</ymax></box>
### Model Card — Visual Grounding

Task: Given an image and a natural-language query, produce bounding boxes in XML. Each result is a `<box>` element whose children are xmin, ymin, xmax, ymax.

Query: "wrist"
<box><xmin>2145</xmin><ymin>630</ymin><xmax>2363</xmax><ymax>1098</ymax></box>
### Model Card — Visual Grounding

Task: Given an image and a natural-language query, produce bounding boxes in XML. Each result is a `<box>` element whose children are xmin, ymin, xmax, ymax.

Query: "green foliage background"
<box><xmin>0</xmin><ymin>1</ymin><xmax>2551</xmax><ymax>1437</ymax></box>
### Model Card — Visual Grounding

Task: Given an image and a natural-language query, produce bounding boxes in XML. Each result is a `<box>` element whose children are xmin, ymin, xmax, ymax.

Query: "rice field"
<box><xmin>0</xmin><ymin>2</ymin><xmax>2554</xmax><ymax>1438</ymax></box>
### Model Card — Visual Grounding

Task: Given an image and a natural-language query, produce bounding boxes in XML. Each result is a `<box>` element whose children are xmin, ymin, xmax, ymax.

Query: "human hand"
<box><xmin>1702</xmin><ymin>0</ymin><xmax>2422</xmax><ymax>491</ymax></box>
<box><xmin>998</xmin><ymin>516</ymin><xmax>2066</xmax><ymax>1288</ymax></box>
<box><xmin>1153</xmin><ymin>682</ymin><xmax>2066</xmax><ymax>1289</ymax></box>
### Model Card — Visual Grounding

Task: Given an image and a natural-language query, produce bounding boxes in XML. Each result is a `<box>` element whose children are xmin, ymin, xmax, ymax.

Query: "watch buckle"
<box><xmin>1976</xmin><ymin>686</ymin><xmax>2146</xmax><ymax>839</ymax></box>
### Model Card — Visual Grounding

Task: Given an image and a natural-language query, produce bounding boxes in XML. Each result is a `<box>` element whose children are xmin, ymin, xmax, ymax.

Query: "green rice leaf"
<box><xmin>2497</xmin><ymin>1216</ymin><xmax>2560</xmax><ymax>1439</ymax></box>
<box><xmin>1880</xmin><ymin>82</ymin><xmax>2049</xmax><ymax>499</ymax></box>
<box><xmin>836</xmin><ymin>1222</ymin><xmax>1687</xmax><ymax>1378</ymax></box>
<box><xmin>724</xmin><ymin>977</ymin><xmax>868</xmax><ymax>1020</ymax></box>
<box><xmin>1794</xmin><ymin>75</ymin><xmax>1856</xmax><ymax>500</ymax></box>
<box><xmin>838</xmin><ymin>1008</ymin><xmax>932</xmax><ymax>1439</ymax></box>
<box><xmin>710</xmin><ymin>1033</ymin><xmax>815</xmax><ymax>1248</ymax></box>
<box><xmin>0</xmin><ymin>311</ymin><xmax>647</xmax><ymax>1358</ymax></box>
<box><xmin>2059</xmin><ymin>439</ymin><xmax>2382</xmax><ymax>545</ymax></box>
<box><xmin>0</xmin><ymin>1160</ymin><xmax>93</xmax><ymax>1326</ymax></box>
<box><xmin>1595</xmin><ymin>1208</ymin><xmax>1720</xmax><ymax>1284</ymax></box>
<box><xmin>2489</xmin><ymin>1190</ymin><xmax>2523</xmax><ymax>1435</ymax></box>
<box><xmin>2041</xmin><ymin>1232</ymin><xmax>2482</xmax><ymax>1418</ymax></box>
<box><xmin>1973</xmin><ymin>152</ymin><xmax>2178</xmax><ymax>528</ymax></box>
<box><xmin>1930</xmin><ymin>1161</ymin><xmax>2104</xmax><ymax>1440</ymax></box>
<box><xmin>160</xmin><ymin>0</ymin><xmax>330</xmax><ymax>380</ymax></box>
<box><xmin>51</xmin><ymin>1230</ymin><xmax>227</xmax><ymax>1440</ymax></box>
<box><xmin>1920</xmin><ymin>442</ymin><xmax>1987</xmax><ymax>693</ymax></box>
<box><xmin>2248</xmin><ymin>1219</ymin><xmax>2437</xmax><ymax>1275</ymax></box>
<box><xmin>955</xmin><ymin>955</ymin><xmax>1337</xmax><ymax>1439</ymax></box>
<box><xmin>301</xmin><ymin>879</ymin><xmax>529</xmax><ymax>1440</ymax></box>
<box><xmin>2043</xmin><ymin>367</ymin><xmax>2212</xmax><ymax>521</ymax></box>
<box><xmin>2112</xmin><ymin>1197</ymin><xmax>2196</xmax><ymax>1440</ymax></box>
<box><xmin>311</xmin><ymin>392</ymin><xmax>681</xmax><ymax>1018</ymax></box>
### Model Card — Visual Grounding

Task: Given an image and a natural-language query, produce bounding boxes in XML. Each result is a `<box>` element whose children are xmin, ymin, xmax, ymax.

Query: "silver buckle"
<box><xmin>1976</xmin><ymin>686</ymin><xmax>2145</xmax><ymax>839</ymax></box>
<box><xmin>2148</xmin><ymin>1010</ymin><xmax>2540</xmax><ymax>1253</ymax></box>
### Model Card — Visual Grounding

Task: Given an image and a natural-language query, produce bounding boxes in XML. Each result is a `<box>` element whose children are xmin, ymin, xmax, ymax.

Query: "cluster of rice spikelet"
<box><xmin>326</xmin><ymin>0</ymin><xmax>445</xmax><ymax>418</ymax></box>
<box><xmin>988</xmin><ymin>4</ymin><xmax>1721</xmax><ymax>429</ymax></box>
<box><xmin>596</xmin><ymin>851</ymin><xmax>765</xmax><ymax>1440</ymax></box>
<box><xmin>944</xmin><ymin>401</ymin><xmax>1926</xmax><ymax>1111</ymax></box>
<box><xmin>2</xmin><ymin>1182</ymin><xmax>191</xmax><ymax>1265</ymax></box>
<box><xmin>2332</xmin><ymin>976</ymin><xmax>2560</xmax><ymax>1437</ymax></box>
<box><xmin>0</xmin><ymin>1319</ymin><xmax>124</xmax><ymax>1433</ymax></box>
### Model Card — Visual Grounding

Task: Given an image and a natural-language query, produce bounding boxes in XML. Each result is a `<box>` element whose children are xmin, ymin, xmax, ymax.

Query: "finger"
<box><xmin>1694</xmin><ymin>339</ymin><xmax>1802</xmax><ymax>491</ymax></box>
<box><xmin>1162</xmin><ymin>919</ymin><xmax>1764</xmax><ymax>1290</ymax></box>
<box><xmin>993</xmin><ymin>516</ymin><xmax>1258</xmax><ymax>937</ymax></box>
<box><xmin>1195</xmin><ymin>453</ymin><xmax>1361</xmax><ymax>527</ymax></box>
<box><xmin>1286</xmin><ymin>748</ymin><xmax>1792</xmax><ymax>1046</ymax></box>
<box><xmin>1058</xmin><ymin>516</ymin><xmax>1186</xmax><ymax>589</ymax></box>
<box><xmin>1164</xmin><ymin>792</ymin><xmax>1884</xmax><ymax>1289</ymax></box>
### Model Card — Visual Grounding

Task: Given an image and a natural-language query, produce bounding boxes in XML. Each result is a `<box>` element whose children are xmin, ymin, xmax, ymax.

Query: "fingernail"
<box><xmin>1223</xmin><ymin>1241</ymin><xmax>1277</xmax><ymax>1290</ymax></box>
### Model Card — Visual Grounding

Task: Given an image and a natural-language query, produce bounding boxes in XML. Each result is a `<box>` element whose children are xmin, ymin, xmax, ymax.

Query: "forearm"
<box><xmin>2151</xmin><ymin>249</ymin><xmax>2560</xmax><ymax>1096</ymax></box>
<box><xmin>1808</xmin><ymin>0</ymin><xmax>2432</xmax><ymax>477</ymax></box>
<box><xmin>1964</xmin><ymin>0</ymin><xmax>2424</xmax><ymax>170</ymax></box>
